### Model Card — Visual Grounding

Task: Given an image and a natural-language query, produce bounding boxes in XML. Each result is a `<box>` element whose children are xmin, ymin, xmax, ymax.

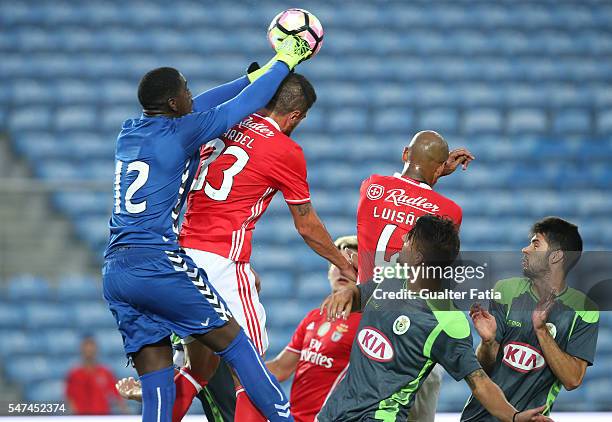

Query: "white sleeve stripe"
<box><xmin>179</xmin><ymin>368</ymin><xmax>203</xmax><ymax>393</ymax></box>
<box><xmin>285</xmin><ymin>346</ymin><xmax>301</xmax><ymax>354</ymax></box>
<box><xmin>285</xmin><ymin>197</ymin><xmax>311</xmax><ymax>204</ymax></box>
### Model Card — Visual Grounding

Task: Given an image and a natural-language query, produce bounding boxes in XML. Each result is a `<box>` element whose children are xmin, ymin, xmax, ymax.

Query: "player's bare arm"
<box><xmin>470</xmin><ymin>303</ymin><xmax>500</xmax><ymax>373</ymax></box>
<box><xmin>320</xmin><ymin>284</ymin><xmax>360</xmax><ymax>321</ymax></box>
<box><xmin>289</xmin><ymin>202</ymin><xmax>357</xmax><ymax>282</ymax></box>
<box><xmin>532</xmin><ymin>293</ymin><xmax>588</xmax><ymax>390</ymax></box>
<box><xmin>464</xmin><ymin>369</ymin><xmax>552</xmax><ymax>422</ymax></box>
<box><xmin>441</xmin><ymin>147</ymin><xmax>475</xmax><ymax>176</ymax></box>
<box><xmin>265</xmin><ymin>349</ymin><xmax>301</xmax><ymax>382</ymax></box>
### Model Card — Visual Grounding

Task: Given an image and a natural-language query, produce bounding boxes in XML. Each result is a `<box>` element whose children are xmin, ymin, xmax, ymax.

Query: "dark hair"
<box><xmin>531</xmin><ymin>216</ymin><xmax>582</xmax><ymax>274</ymax></box>
<box><xmin>138</xmin><ymin>67</ymin><xmax>183</xmax><ymax>109</ymax></box>
<box><xmin>266</xmin><ymin>73</ymin><xmax>316</xmax><ymax>114</ymax></box>
<box><xmin>406</xmin><ymin>215</ymin><xmax>460</xmax><ymax>268</ymax></box>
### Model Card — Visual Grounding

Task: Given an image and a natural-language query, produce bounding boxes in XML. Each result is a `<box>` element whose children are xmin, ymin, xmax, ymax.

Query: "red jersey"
<box><xmin>357</xmin><ymin>174</ymin><xmax>462</xmax><ymax>282</ymax></box>
<box><xmin>65</xmin><ymin>365</ymin><xmax>120</xmax><ymax>415</ymax></box>
<box><xmin>180</xmin><ymin>113</ymin><xmax>310</xmax><ymax>262</ymax></box>
<box><xmin>286</xmin><ymin>309</ymin><xmax>361</xmax><ymax>422</ymax></box>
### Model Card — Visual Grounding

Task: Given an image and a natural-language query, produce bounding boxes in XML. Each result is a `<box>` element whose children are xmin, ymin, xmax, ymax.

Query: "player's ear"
<box><xmin>549</xmin><ymin>249</ymin><xmax>564</xmax><ymax>267</ymax></box>
<box><xmin>167</xmin><ymin>97</ymin><xmax>178</xmax><ymax>112</ymax></box>
<box><xmin>289</xmin><ymin>110</ymin><xmax>303</xmax><ymax>122</ymax></box>
<box><xmin>402</xmin><ymin>147</ymin><xmax>410</xmax><ymax>162</ymax></box>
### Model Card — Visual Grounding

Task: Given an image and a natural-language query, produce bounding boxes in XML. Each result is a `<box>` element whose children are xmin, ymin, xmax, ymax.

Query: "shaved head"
<box><xmin>402</xmin><ymin>130</ymin><xmax>450</xmax><ymax>186</ymax></box>
<box><xmin>408</xmin><ymin>130</ymin><xmax>449</xmax><ymax>165</ymax></box>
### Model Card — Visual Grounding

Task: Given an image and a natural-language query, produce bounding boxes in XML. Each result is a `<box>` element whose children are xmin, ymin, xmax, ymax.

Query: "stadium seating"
<box><xmin>1</xmin><ymin>0</ymin><xmax>611</xmax><ymax>414</ymax></box>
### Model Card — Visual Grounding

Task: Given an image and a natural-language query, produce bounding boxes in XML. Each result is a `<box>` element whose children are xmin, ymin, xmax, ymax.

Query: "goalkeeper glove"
<box><xmin>247</xmin><ymin>35</ymin><xmax>312</xmax><ymax>82</ymax></box>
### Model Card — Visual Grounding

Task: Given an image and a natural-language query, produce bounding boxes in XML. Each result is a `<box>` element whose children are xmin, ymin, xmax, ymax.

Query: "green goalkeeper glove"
<box><xmin>248</xmin><ymin>35</ymin><xmax>312</xmax><ymax>82</ymax></box>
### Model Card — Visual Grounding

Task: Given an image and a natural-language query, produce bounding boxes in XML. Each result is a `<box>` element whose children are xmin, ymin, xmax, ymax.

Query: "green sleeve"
<box><xmin>566</xmin><ymin>312</ymin><xmax>599</xmax><ymax>365</ymax></box>
<box><xmin>431</xmin><ymin>330</ymin><xmax>482</xmax><ymax>381</ymax></box>
<box><xmin>429</xmin><ymin>311</ymin><xmax>481</xmax><ymax>381</ymax></box>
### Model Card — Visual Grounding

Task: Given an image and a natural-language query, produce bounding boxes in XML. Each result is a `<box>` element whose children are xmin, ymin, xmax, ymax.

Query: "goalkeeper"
<box><xmin>105</xmin><ymin>35</ymin><xmax>311</xmax><ymax>422</ymax></box>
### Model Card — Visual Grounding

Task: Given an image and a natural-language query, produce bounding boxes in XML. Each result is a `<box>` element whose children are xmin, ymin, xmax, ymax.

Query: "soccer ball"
<box><xmin>267</xmin><ymin>8</ymin><xmax>324</xmax><ymax>57</ymax></box>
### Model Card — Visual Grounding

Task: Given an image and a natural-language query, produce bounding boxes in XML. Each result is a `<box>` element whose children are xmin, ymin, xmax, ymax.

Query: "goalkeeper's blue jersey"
<box><xmin>105</xmin><ymin>109</ymin><xmax>228</xmax><ymax>256</ymax></box>
<box><xmin>103</xmin><ymin>62</ymin><xmax>290</xmax><ymax>258</ymax></box>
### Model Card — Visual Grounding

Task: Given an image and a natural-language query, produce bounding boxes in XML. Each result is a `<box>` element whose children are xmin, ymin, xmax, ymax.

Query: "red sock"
<box><xmin>235</xmin><ymin>387</ymin><xmax>267</xmax><ymax>422</ymax></box>
<box><xmin>172</xmin><ymin>367</ymin><xmax>207</xmax><ymax>422</ymax></box>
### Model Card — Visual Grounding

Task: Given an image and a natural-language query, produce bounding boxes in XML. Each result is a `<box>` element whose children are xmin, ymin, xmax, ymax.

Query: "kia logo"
<box><xmin>502</xmin><ymin>342</ymin><xmax>546</xmax><ymax>373</ymax></box>
<box><xmin>357</xmin><ymin>327</ymin><xmax>394</xmax><ymax>362</ymax></box>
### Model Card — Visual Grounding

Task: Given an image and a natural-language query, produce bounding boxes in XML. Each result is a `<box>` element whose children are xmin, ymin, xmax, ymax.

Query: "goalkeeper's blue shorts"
<box><xmin>102</xmin><ymin>247</ymin><xmax>233</xmax><ymax>356</ymax></box>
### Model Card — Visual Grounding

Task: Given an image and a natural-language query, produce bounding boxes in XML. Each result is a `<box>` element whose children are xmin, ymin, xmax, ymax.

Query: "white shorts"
<box><xmin>183</xmin><ymin>248</ymin><xmax>268</xmax><ymax>355</ymax></box>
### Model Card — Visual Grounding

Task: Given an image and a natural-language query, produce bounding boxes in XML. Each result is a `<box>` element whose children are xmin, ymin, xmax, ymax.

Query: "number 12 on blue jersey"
<box><xmin>114</xmin><ymin>160</ymin><xmax>150</xmax><ymax>214</ymax></box>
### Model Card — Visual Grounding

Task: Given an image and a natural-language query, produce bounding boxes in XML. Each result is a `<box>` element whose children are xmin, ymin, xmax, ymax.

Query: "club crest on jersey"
<box><xmin>393</xmin><ymin>315</ymin><xmax>410</xmax><ymax>335</ymax></box>
<box><xmin>546</xmin><ymin>323</ymin><xmax>557</xmax><ymax>339</ymax></box>
<box><xmin>502</xmin><ymin>342</ymin><xmax>546</xmax><ymax>373</ymax></box>
<box><xmin>366</xmin><ymin>184</ymin><xmax>385</xmax><ymax>201</ymax></box>
<box><xmin>317</xmin><ymin>322</ymin><xmax>331</xmax><ymax>337</ymax></box>
<box><xmin>331</xmin><ymin>323</ymin><xmax>349</xmax><ymax>342</ymax></box>
<box><xmin>357</xmin><ymin>326</ymin><xmax>394</xmax><ymax>362</ymax></box>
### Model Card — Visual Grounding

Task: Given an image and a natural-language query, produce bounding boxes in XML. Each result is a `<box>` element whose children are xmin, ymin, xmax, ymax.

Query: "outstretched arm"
<box><xmin>465</xmin><ymin>369</ymin><xmax>551</xmax><ymax>422</ymax></box>
<box><xmin>217</xmin><ymin>61</ymin><xmax>289</xmax><ymax>131</ymax></box>
<box><xmin>183</xmin><ymin>36</ymin><xmax>312</xmax><ymax>154</ymax></box>
<box><xmin>266</xmin><ymin>349</ymin><xmax>300</xmax><ymax>382</ymax></box>
<box><xmin>192</xmin><ymin>76</ymin><xmax>250</xmax><ymax>112</ymax></box>
<box><xmin>288</xmin><ymin>202</ymin><xmax>356</xmax><ymax>282</ymax></box>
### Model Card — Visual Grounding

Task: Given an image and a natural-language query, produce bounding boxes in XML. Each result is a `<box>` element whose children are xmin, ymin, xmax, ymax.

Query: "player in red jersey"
<box><xmin>266</xmin><ymin>236</ymin><xmax>361</xmax><ymax>422</ymax></box>
<box><xmin>355</xmin><ymin>130</ymin><xmax>474</xmax><ymax>422</ymax></box>
<box><xmin>177</xmin><ymin>73</ymin><xmax>356</xmax><ymax>421</ymax></box>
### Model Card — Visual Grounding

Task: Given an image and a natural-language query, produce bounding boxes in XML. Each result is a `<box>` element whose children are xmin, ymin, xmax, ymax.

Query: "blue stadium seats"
<box><xmin>553</xmin><ymin>109</ymin><xmax>591</xmax><ymax>134</ymax></box>
<box><xmin>506</xmin><ymin>109</ymin><xmax>548</xmax><ymax>135</ymax></box>
<box><xmin>2</xmin><ymin>0</ymin><xmax>612</xmax><ymax>413</ymax></box>
<box><xmin>597</xmin><ymin>109</ymin><xmax>612</xmax><ymax>135</ymax></box>
<box><xmin>36</xmin><ymin>161</ymin><xmax>81</xmax><ymax>181</ymax></box>
<box><xmin>24</xmin><ymin>303</ymin><xmax>71</xmax><ymax>329</ymax></box>
<box><xmin>0</xmin><ymin>304</ymin><xmax>25</xmax><ymax>330</ymax></box>
<box><xmin>266</xmin><ymin>300</ymin><xmax>311</xmax><ymax>329</ymax></box>
<box><xmin>258</xmin><ymin>272</ymin><xmax>294</xmax><ymax>300</ymax></box>
<box><xmin>55</xmin><ymin>106</ymin><xmax>97</xmax><ymax>131</ymax></box>
<box><xmin>41</xmin><ymin>329</ymin><xmax>81</xmax><ymax>356</ymax></box>
<box><xmin>296</xmin><ymin>273</ymin><xmax>331</xmax><ymax>300</ymax></box>
<box><xmin>7</xmin><ymin>275</ymin><xmax>51</xmax><ymax>302</ymax></box>
<box><xmin>463</xmin><ymin>109</ymin><xmax>503</xmax><ymax>134</ymax></box>
<box><xmin>373</xmin><ymin>108</ymin><xmax>414</xmax><ymax>133</ymax></box>
<box><xmin>24</xmin><ymin>379</ymin><xmax>65</xmax><ymax>403</ymax></box>
<box><xmin>94</xmin><ymin>328</ymin><xmax>125</xmax><ymax>357</ymax></box>
<box><xmin>8</xmin><ymin>106</ymin><xmax>52</xmax><ymax>131</ymax></box>
<box><xmin>328</xmin><ymin>109</ymin><xmax>368</xmax><ymax>132</ymax></box>
<box><xmin>73</xmin><ymin>302</ymin><xmax>117</xmax><ymax>329</ymax></box>
<box><xmin>5</xmin><ymin>356</ymin><xmax>52</xmax><ymax>384</ymax></box>
<box><xmin>56</xmin><ymin>275</ymin><xmax>102</xmax><ymax>302</ymax></box>
<box><xmin>0</xmin><ymin>329</ymin><xmax>41</xmax><ymax>357</ymax></box>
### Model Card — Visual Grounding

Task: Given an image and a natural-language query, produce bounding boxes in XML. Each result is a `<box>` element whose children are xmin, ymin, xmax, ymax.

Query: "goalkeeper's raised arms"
<box><xmin>248</xmin><ymin>35</ymin><xmax>313</xmax><ymax>82</ymax></box>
